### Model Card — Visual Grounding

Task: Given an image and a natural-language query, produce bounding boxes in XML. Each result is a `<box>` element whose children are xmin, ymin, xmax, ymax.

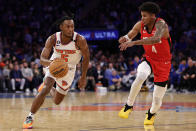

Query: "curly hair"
<box><xmin>139</xmin><ymin>2</ymin><xmax>160</xmax><ymax>14</ymax></box>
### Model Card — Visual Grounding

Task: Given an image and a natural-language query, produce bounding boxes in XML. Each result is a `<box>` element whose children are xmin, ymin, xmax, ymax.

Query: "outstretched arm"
<box><xmin>119</xmin><ymin>20</ymin><xmax>168</xmax><ymax>51</ymax></box>
<box><xmin>77</xmin><ymin>35</ymin><xmax>90</xmax><ymax>90</ymax></box>
<box><xmin>40</xmin><ymin>34</ymin><xmax>56</xmax><ymax>67</ymax></box>
<box><xmin>118</xmin><ymin>21</ymin><xmax>141</xmax><ymax>44</ymax></box>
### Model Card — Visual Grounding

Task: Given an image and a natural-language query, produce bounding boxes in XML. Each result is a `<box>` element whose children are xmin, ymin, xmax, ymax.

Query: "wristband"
<box><xmin>124</xmin><ymin>35</ymin><xmax>131</xmax><ymax>41</ymax></box>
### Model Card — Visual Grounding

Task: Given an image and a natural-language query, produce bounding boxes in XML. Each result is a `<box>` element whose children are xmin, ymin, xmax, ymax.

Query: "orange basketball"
<box><xmin>49</xmin><ymin>59</ymin><xmax>68</xmax><ymax>78</ymax></box>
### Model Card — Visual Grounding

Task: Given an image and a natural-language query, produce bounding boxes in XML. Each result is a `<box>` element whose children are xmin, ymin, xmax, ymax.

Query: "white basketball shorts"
<box><xmin>43</xmin><ymin>64</ymin><xmax>76</xmax><ymax>95</ymax></box>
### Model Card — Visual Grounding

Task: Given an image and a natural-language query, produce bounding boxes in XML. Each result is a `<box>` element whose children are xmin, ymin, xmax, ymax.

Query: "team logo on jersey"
<box><xmin>56</xmin><ymin>40</ymin><xmax>61</xmax><ymax>46</ymax></box>
<box><xmin>62</xmin><ymin>81</ymin><xmax>68</xmax><ymax>86</ymax></box>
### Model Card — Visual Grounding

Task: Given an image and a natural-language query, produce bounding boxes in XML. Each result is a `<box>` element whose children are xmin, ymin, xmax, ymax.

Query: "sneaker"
<box><xmin>38</xmin><ymin>82</ymin><xmax>44</xmax><ymax>92</ymax></box>
<box><xmin>144</xmin><ymin>110</ymin><xmax>156</xmax><ymax>125</ymax></box>
<box><xmin>23</xmin><ymin>116</ymin><xmax>33</xmax><ymax>129</ymax></box>
<box><xmin>33</xmin><ymin>88</ymin><xmax>38</xmax><ymax>94</ymax></box>
<box><xmin>167</xmin><ymin>84</ymin><xmax>174</xmax><ymax>92</ymax></box>
<box><xmin>25</xmin><ymin>88</ymin><xmax>31</xmax><ymax>93</ymax></box>
<box><xmin>118</xmin><ymin>104</ymin><xmax>133</xmax><ymax>119</ymax></box>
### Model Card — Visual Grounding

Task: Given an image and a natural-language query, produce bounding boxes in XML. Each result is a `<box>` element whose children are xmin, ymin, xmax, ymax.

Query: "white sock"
<box><xmin>150</xmin><ymin>85</ymin><xmax>167</xmax><ymax>114</ymax></box>
<box><xmin>127</xmin><ymin>61</ymin><xmax>151</xmax><ymax>106</ymax></box>
<box><xmin>28</xmin><ymin>112</ymin><xmax>34</xmax><ymax>119</ymax></box>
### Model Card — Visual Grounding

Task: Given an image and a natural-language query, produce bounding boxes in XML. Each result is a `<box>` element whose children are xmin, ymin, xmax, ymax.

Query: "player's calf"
<box><xmin>53</xmin><ymin>90</ymin><xmax>65</xmax><ymax>105</ymax></box>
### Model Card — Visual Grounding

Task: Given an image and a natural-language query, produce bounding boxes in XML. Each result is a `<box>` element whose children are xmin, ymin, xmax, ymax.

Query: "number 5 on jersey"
<box><xmin>61</xmin><ymin>54</ymin><xmax>69</xmax><ymax>62</ymax></box>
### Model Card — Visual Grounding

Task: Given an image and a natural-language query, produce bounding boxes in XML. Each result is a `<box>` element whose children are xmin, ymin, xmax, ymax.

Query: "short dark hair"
<box><xmin>48</xmin><ymin>12</ymin><xmax>74</xmax><ymax>34</ymax></box>
<box><xmin>139</xmin><ymin>2</ymin><xmax>160</xmax><ymax>14</ymax></box>
<box><xmin>55</xmin><ymin>15</ymin><xmax>74</xmax><ymax>26</ymax></box>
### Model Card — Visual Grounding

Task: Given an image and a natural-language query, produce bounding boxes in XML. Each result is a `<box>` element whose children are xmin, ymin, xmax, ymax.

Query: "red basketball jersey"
<box><xmin>141</xmin><ymin>18</ymin><xmax>172</xmax><ymax>62</ymax></box>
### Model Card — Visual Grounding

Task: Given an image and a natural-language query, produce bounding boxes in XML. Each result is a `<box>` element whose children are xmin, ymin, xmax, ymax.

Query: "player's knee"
<box><xmin>53</xmin><ymin>91</ymin><xmax>65</xmax><ymax>105</ymax></box>
<box><xmin>39</xmin><ymin>88</ymin><xmax>49</xmax><ymax>97</ymax></box>
<box><xmin>42</xmin><ymin>83</ymin><xmax>53</xmax><ymax>94</ymax></box>
<box><xmin>39</xmin><ymin>85</ymin><xmax>51</xmax><ymax>96</ymax></box>
<box><xmin>136</xmin><ymin>72</ymin><xmax>149</xmax><ymax>82</ymax></box>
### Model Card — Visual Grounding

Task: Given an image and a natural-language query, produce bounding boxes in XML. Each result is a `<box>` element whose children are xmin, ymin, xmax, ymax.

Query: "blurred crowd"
<box><xmin>0</xmin><ymin>0</ymin><xmax>195</xmax><ymax>93</ymax></box>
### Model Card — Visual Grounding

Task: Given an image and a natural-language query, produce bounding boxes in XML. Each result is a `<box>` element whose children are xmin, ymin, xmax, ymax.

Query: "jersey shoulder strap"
<box><xmin>73</xmin><ymin>32</ymin><xmax>78</xmax><ymax>42</ymax></box>
<box><xmin>56</xmin><ymin>32</ymin><xmax>61</xmax><ymax>42</ymax></box>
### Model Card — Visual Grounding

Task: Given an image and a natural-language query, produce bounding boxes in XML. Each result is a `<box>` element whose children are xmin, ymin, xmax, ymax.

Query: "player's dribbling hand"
<box><xmin>49</xmin><ymin>58</ymin><xmax>64</xmax><ymax>66</ymax></box>
<box><xmin>78</xmin><ymin>76</ymin><xmax>87</xmax><ymax>91</ymax></box>
<box><xmin>118</xmin><ymin>36</ymin><xmax>129</xmax><ymax>44</ymax></box>
<box><xmin>53</xmin><ymin>58</ymin><xmax>64</xmax><ymax>62</ymax></box>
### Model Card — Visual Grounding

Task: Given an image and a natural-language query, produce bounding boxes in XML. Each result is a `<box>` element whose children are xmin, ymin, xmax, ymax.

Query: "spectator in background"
<box><xmin>108</xmin><ymin>70</ymin><xmax>121</xmax><ymax>91</ymax></box>
<box><xmin>0</xmin><ymin>57</ymin><xmax>6</xmax><ymax>92</ymax></box>
<box><xmin>176</xmin><ymin>58</ymin><xmax>188</xmax><ymax>85</ymax></box>
<box><xmin>21</xmin><ymin>62</ymin><xmax>35</xmax><ymax>93</ymax></box>
<box><xmin>71</xmin><ymin>64</ymin><xmax>81</xmax><ymax>91</ymax></box>
<box><xmin>2</xmin><ymin>64</ymin><xmax>12</xmax><ymax>92</ymax></box>
<box><xmin>133</xmin><ymin>56</ymin><xmax>140</xmax><ymax>70</ymax></box>
<box><xmin>32</xmin><ymin>52</ymin><xmax>40</xmax><ymax>67</ymax></box>
<box><xmin>0</xmin><ymin>54</ymin><xmax>2</xmax><ymax>61</ymax></box>
<box><xmin>96</xmin><ymin>64</ymin><xmax>108</xmax><ymax>87</ymax></box>
<box><xmin>0</xmin><ymin>36</ymin><xmax>3</xmax><ymax>54</ymax></box>
<box><xmin>117</xmin><ymin>55</ymin><xmax>128</xmax><ymax>71</ymax></box>
<box><xmin>168</xmin><ymin>60</ymin><xmax>179</xmax><ymax>92</ymax></box>
<box><xmin>128</xmin><ymin>56</ymin><xmax>140</xmax><ymax>77</ymax></box>
<box><xmin>179</xmin><ymin>58</ymin><xmax>196</xmax><ymax>92</ymax></box>
<box><xmin>3</xmin><ymin>53</ymin><xmax>12</xmax><ymax>62</ymax></box>
<box><xmin>30</xmin><ymin>61</ymin><xmax>35</xmax><ymax>69</ymax></box>
<box><xmin>121</xmin><ymin>71</ymin><xmax>136</xmax><ymax>91</ymax></box>
<box><xmin>19</xmin><ymin>62</ymin><xmax>24</xmax><ymax>70</ymax></box>
<box><xmin>32</xmin><ymin>63</ymin><xmax>42</xmax><ymax>88</ymax></box>
<box><xmin>176</xmin><ymin>58</ymin><xmax>188</xmax><ymax>74</ymax></box>
<box><xmin>0</xmin><ymin>56</ymin><xmax>5</xmax><ymax>67</ymax></box>
<box><xmin>104</xmin><ymin>63</ymin><xmax>115</xmax><ymax>81</ymax></box>
<box><xmin>0</xmin><ymin>66</ymin><xmax>4</xmax><ymax>92</ymax></box>
<box><xmin>10</xmin><ymin>64</ymin><xmax>25</xmax><ymax>92</ymax></box>
<box><xmin>86</xmin><ymin>62</ymin><xmax>98</xmax><ymax>91</ymax></box>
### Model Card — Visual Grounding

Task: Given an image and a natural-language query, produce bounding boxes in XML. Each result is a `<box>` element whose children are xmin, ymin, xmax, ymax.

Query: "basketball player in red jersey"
<box><xmin>118</xmin><ymin>2</ymin><xmax>172</xmax><ymax>125</ymax></box>
<box><xmin>23</xmin><ymin>16</ymin><xmax>90</xmax><ymax>129</ymax></box>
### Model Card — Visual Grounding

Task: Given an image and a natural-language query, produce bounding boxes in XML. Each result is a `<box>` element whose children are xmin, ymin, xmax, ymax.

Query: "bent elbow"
<box><xmin>40</xmin><ymin>60</ymin><xmax>45</xmax><ymax>66</ymax></box>
<box><xmin>40</xmin><ymin>60</ymin><xmax>43</xmax><ymax>65</ymax></box>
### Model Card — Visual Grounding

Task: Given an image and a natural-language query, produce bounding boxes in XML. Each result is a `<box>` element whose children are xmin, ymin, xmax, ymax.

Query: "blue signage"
<box><xmin>77</xmin><ymin>29</ymin><xmax>119</xmax><ymax>40</ymax></box>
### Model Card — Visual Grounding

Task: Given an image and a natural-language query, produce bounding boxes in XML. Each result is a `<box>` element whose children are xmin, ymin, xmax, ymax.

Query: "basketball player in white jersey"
<box><xmin>23</xmin><ymin>16</ymin><xmax>90</xmax><ymax>129</ymax></box>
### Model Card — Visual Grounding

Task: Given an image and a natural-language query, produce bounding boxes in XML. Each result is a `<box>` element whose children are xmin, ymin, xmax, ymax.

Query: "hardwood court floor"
<box><xmin>0</xmin><ymin>91</ymin><xmax>196</xmax><ymax>131</ymax></box>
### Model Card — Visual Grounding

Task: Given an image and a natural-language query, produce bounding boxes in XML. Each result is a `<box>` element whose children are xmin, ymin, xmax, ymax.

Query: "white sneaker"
<box><xmin>167</xmin><ymin>84</ymin><xmax>174</xmax><ymax>92</ymax></box>
<box><xmin>33</xmin><ymin>88</ymin><xmax>38</xmax><ymax>94</ymax></box>
<box><xmin>25</xmin><ymin>88</ymin><xmax>31</xmax><ymax>93</ymax></box>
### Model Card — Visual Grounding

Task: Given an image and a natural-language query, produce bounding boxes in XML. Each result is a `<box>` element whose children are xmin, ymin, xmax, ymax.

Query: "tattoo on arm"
<box><xmin>133</xmin><ymin>20</ymin><xmax>167</xmax><ymax>45</ymax></box>
<box><xmin>154</xmin><ymin>20</ymin><xmax>167</xmax><ymax>39</ymax></box>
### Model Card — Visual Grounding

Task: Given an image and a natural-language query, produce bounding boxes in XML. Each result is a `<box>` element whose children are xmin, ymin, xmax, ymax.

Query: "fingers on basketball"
<box><xmin>49</xmin><ymin>59</ymin><xmax>68</xmax><ymax>78</ymax></box>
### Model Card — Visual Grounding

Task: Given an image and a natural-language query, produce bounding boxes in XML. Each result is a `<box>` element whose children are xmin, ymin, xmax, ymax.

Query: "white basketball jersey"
<box><xmin>50</xmin><ymin>32</ymin><xmax>82</xmax><ymax>65</ymax></box>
